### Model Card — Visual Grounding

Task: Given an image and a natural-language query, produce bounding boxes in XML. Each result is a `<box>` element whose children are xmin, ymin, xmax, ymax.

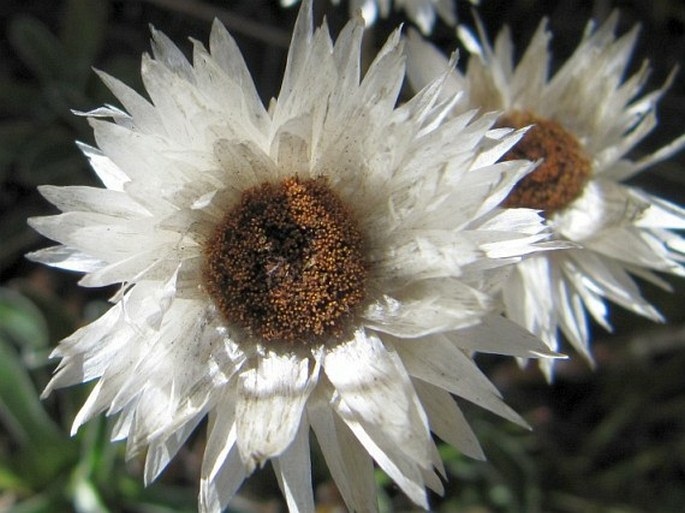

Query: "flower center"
<box><xmin>497</xmin><ymin>111</ymin><xmax>592</xmax><ymax>215</ymax></box>
<box><xmin>203</xmin><ymin>177</ymin><xmax>367</xmax><ymax>345</ymax></box>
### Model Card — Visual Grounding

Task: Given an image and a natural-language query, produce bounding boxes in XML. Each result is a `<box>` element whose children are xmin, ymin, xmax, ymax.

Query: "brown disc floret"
<box><xmin>203</xmin><ymin>177</ymin><xmax>367</xmax><ymax>345</ymax></box>
<box><xmin>498</xmin><ymin>111</ymin><xmax>592</xmax><ymax>215</ymax></box>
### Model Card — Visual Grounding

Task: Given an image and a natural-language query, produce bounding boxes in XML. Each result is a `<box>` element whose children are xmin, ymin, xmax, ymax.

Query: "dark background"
<box><xmin>0</xmin><ymin>1</ymin><xmax>683</xmax><ymax>512</ymax></box>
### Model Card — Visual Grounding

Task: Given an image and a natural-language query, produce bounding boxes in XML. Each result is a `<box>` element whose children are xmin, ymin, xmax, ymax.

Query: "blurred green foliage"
<box><xmin>1</xmin><ymin>0</ymin><xmax>684</xmax><ymax>512</ymax></box>
<box><xmin>0</xmin><ymin>283</ymin><xmax>201</xmax><ymax>512</ymax></box>
<box><xmin>0</xmin><ymin>0</ymin><xmax>143</xmax><ymax>274</ymax></box>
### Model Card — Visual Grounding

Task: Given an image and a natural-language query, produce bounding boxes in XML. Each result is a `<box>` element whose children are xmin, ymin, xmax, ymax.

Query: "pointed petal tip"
<box><xmin>531</xmin><ymin>349</ymin><xmax>568</xmax><ymax>360</ymax></box>
<box><xmin>70</xmin><ymin>421</ymin><xmax>82</xmax><ymax>437</ymax></box>
<box><xmin>39</xmin><ymin>386</ymin><xmax>53</xmax><ymax>400</ymax></box>
<box><xmin>471</xmin><ymin>445</ymin><xmax>487</xmax><ymax>461</ymax></box>
<box><xmin>24</xmin><ymin>249</ymin><xmax>41</xmax><ymax>263</ymax></box>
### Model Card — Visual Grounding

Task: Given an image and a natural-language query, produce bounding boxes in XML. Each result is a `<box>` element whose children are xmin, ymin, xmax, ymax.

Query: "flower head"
<box><xmin>407</xmin><ymin>12</ymin><xmax>685</xmax><ymax>379</ymax></box>
<box><xmin>30</xmin><ymin>1</ymin><xmax>559</xmax><ymax>511</ymax></box>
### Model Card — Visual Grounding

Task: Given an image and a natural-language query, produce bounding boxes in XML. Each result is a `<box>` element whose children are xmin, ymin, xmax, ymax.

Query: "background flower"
<box><xmin>407</xmin><ymin>7</ymin><xmax>685</xmax><ymax>380</ymax></box>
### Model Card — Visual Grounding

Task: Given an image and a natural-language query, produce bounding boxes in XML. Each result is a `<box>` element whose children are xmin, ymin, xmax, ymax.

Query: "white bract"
<box><xmin>407</xmin><ymin>12</ymin><xmax>685</xmax><ymax>380</ymax></box>
<box><xmin>31</xmin><ymin>1</ymin><xmax>561</xmax><ymax>511</ymax></box>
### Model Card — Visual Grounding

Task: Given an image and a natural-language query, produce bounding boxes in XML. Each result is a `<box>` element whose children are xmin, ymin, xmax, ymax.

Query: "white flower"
<box><xmin>281</xmin><ymin>0</ymin><xmax>474</xmax><ymax>34</ymax></box>
<box><xmin>407</xmin><ymin>13</ymin><xmax>685</xmax><ymax>379</ymax></box>
<box><xmin>30</xmin><ymin>1</ymin><xmax>560</xmax><ymax>511</ymax></box>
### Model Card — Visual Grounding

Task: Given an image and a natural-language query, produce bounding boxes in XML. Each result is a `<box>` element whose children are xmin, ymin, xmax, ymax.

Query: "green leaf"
<box><xmin>6</xmin><ymin>493</ymin><xmax>57</xmax><ymax>513</ymax></box>
<box><xmin>0</xmin><ymin>288</ymin><xmax>50</xmax><ymax>351</ymax></box>
<box><xmin>0</xmin><ymin>335</ymin><xmax>62</xmax><ymax>447</ymax></box>
<box><xmin>8</xmin><ymin>16</ymin><xmax>68</xmax><ymax>84</ymax></box>
<box><xmin>132</xmin><ymin>482</ymin><xmax>200</xmax><ymax>512</ymax></box>
<box><xmin>5</xmin><ymin>477</ymin><xmax>74</xmax><ymax>513</ymax></box>
<box><xmin>0</xmin><ymin>463</ymin><xmax>29</xmax><ymax>493</ymax></box>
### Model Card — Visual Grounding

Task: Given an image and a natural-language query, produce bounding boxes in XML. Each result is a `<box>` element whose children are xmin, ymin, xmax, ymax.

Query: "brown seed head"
<box><xmin>498</xmin><ymin>111</ymin><xmax>592</xmax><ymax>215</ymax></box>
<box><xmin>203</xmin><ymin>177</ymin><xmax>367</xmax><ymax>345</ymax></box>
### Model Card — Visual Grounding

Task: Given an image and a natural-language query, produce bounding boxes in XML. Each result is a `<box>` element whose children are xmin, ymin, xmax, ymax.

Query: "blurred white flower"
<box><xmin>281</xmin><ymin>0</ymin><xmax>475</xmax><ymax>34</ymax></box>
<box><xmin>407</xmin><ymin>12</ymin><xmax>685</xmax><ymax>379</ymax></box>
<box><xmin>30</xmin><ymin>1</ymin><xmax>560</xmax><ymax>511</ymax></box>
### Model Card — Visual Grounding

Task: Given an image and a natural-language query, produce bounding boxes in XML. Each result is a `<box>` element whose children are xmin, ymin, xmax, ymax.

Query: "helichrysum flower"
<box><xmin>280</xmin><ymin>0</ymin><xmax>473</xmax><ymax>34</ymax></box>
<box><xmin>407</xmin><ymin>13</ymin><xmax>685</xmax><ymax>379</ymax></box>
<box><xmin>30</xmin><ymin>1</ymin><xmax>560</xmax><ymax>511</ymax></box>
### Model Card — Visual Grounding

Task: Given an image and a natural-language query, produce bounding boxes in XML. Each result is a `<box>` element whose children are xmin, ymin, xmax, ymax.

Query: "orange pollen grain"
<box><xmin>498</xmin><ymin>111</ymin><xmax>592</xmax><ymax>215</ymax></box>
<box><xmin>203</xmin><ymin>177</ymin><xmax>367</xmax><ymax>345</ymax></box>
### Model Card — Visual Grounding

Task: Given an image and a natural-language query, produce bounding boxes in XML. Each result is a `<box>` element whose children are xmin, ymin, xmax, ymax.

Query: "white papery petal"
<box><xmin>394</xmin><ymin>334</ymin><xmax>527</xmax><ymax>427</ymax></box>
<box><xmin>308</xmin><ymin>385</ymin><xmax>377</xmax><ymax>513</ymax></box>
<box><xmin>502</xmin><ymin>255</ymin><xmax>558</xmax><ymax>353</ymax></box>
<box><xmin>569</xmin><ymin>250</ymin><xmax>663</xmax><ymax>321</ymax></box>
<box><xmin>119</xmin><ymin>311</ymin><xmax>241</xmax><ymax>452</ymax></box>
<box><xmin>75</xmin><ymin>142</ymin><xmax>128</xmax><ymax>191</ymax></box>
<box><xmin>635</xmin><ymin>190</ymin><xmax>685</xmax><ymax>230</ymax></box>
<box><xmin>95</xmin><ymin>70</ymin><xmax>162</xmax><ymax>135</ymax></box>
<box><xmin>200</xmin><ymin>444</ymin><xmax>247</xmax><ymax>513</ymax></box>
<box><xmin>559</xmin><ymin>256</ymin><xmax>611</xmax><ymax>332</ymax></box>
<box><xmin>209</xmin><ymin>20</ymin><xmax>268</xmax><ymax>132</ymax></box>
<box><xmin>27</xmin><ymin>245</ymin><xmax>106</xmax><ymax>273</ymax></box>
<box><xmin>324</xmin><ymin>329</ymin><xmax>433</xmax><ymax>468</ymax></box>
<box><xmin>235</xmin><ymin>351</ymin><xmax>319</xmax><ymax>471</ymax></box>
<box><xmin>553</xmin><ymin>264</ymin><xmax>591</xmax><ymax>362</ymax></box>
<box><xmin>202</xmin><ymin>396</ymin><xmax>236</xmax><ymax>482</ymax></box>
<box><xmin>376</xmin><ymin>229</ymin><xmax>481</xmax><ymax>281</ymax></box>
<box><xmin>454</xmin><ymin>314</ymin><xmax>562</xmax><ymax>358</ymax></box>
<box><xmin>37</xmin><ymin>185</ymin><xmax>149</xmax><ymax>218</ymax></box>
<box><xmin>364</xmin><ymin>280</ymin><xmax>493</xmax><ymax>337</ymax></box>
<box><xmin>606</xmin><ymin>133</ymin><xmax>685</xmax><ymax>182</ymax></box>
<box><xmin>413</xmin><ymin>379</ymin><xmax>485</xmax><ymax>460</ymax></box>
<box><xmin>333</xmin><ymin>395</ymin><xmax>431</xmax><ymax>509</ymax></box>
<box><xmin>200</xmin><ymin>405</ymin><xmax>247</xmax><ymax>513</ymax></box>
<box><xmin>272</xmin><ymin>420</ymin><xmax>315</xmax><ymax>513</ymax></box>
<box><xmin>144</xmin><ymin>413</ymin><xmax>204</xmax><ymax>484</ymax></box>
<box><xmin>42</xmin><ymin>303</ymin><xmax>130</xmax><ymax>398</ymax></box>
